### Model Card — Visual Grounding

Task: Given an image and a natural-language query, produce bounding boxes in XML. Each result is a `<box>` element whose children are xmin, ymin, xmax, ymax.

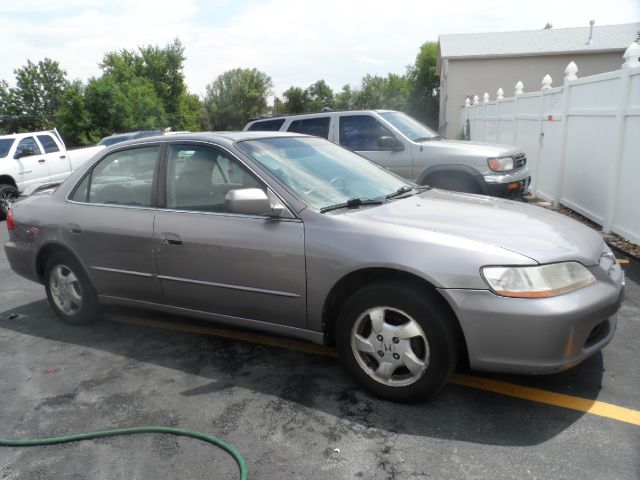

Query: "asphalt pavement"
<box><xmin>0</xmin><ymin>225</ymin><xmax>638</xmax><ymax>480</ymax></box>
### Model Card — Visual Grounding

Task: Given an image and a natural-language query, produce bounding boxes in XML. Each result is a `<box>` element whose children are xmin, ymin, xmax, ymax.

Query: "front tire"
<box><xmin>336</xmin><ymin>282</ymin><xmax>459</xmax><ymax>402</ymax></box>
<box><xmin>0</xmin><ymin>184</ymin><xmax>18</xmax><ymax>221</ymax></box>
<box><xmin>44</xmin><ymin>252</ymin><xmax>100</xmax><ymax>326</ymax></box>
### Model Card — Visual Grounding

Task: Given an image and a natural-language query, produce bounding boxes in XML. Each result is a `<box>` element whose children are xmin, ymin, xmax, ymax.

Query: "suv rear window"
<box><xmin>247</xmin><ymin>119</ymin><xmax>286</xmax><ymax>131</ymax></box>
<box><xmin>287</xmin><ymin>117</ymin><xmax>330</xmax><ymax>139</ymax></box>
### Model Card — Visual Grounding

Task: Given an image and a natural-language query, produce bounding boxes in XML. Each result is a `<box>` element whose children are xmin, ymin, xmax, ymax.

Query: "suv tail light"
<box><xmin>6</xmin><ymin>209</ymin><xmax>14</xmax><ymax>231</ymax></box>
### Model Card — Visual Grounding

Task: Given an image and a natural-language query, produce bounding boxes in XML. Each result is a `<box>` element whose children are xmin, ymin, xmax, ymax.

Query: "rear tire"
<box><xmin>336</xmin><ymin>282</ymin><xmax>459</xmax><ymax>402</ymax></box>
<box><xmin>44</xmin><ymin>252</ymin><xmax>101</xmax><ymax>326</ymax></box>
<box><xmin>0</xmin><ymin>184</ymin><xmax>18</xmax><ymax>221</ymax></box>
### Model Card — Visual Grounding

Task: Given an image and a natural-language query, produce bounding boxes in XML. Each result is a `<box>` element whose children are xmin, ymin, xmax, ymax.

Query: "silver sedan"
<box><xmin>4</xmin><ymin>132</ymin><xmax>625</xmax><ymax>401</ymax></box>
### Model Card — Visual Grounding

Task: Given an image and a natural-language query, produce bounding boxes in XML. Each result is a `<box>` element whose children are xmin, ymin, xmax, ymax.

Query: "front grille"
<box><xmin>513</xmin><ymin>153</ymin><xmax>527</xmax><ymax>168</ymax></box>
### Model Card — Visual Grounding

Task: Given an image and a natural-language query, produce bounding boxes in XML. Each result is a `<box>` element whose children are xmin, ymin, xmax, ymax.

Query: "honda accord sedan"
<box><xmin>4</xmin><ymin>132</ymin><xmax>625</xmax><ymax>401</ymax></box>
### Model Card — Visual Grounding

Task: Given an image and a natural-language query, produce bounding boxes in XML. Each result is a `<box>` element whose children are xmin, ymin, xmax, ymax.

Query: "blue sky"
<box><xmin>1</xmin><ymin>0</ymin><xmax>639</xmax><ymax>98</ymax></box>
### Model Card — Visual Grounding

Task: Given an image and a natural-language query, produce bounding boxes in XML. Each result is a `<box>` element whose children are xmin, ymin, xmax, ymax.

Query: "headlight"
<box><xmin>487</xmin><ymin>156</ymin><xmax>514</xmax><ymax>172</ymax></box>
<box><xmin>481</xmin><ymin>262</ymin><xmax>596</xmax><ymax>298</ymax></box>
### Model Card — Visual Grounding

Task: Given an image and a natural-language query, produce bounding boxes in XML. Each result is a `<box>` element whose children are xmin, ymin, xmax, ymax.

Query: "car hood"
<box><xmin>421</xmin><ymin>139</ymin><xmax>522</xmax><ymax>157</ymax></box>
<box><xmin>352</xmin><ymin>189</ymin><xmax>604</xmax><ymax>265</ymax></box>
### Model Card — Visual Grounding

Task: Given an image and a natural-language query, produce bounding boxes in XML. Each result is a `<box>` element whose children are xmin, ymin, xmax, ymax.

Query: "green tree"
<box><xmin>334</xmin><ymin>84</ymin><xmax>354</xmax><ymax>110</ymax></box>
<box><xmin>407</xmin><ymin>41</ymin><xmax>440</xmax><ymax>129</ymax></box>
<box><xmin>84</xmin><ymin>75</ymin><xmax>132</xmax><ymax>136</ymax></box>
<box><xmin>100</xmin><ymin>38</ymin><xmax>199</xmax><ymax>130</ymax></box>
<box><xmin>306</xmin><ymin>80</ymin><xmax>334</xmax><ymax>111</ymax></box>
<box><xmin>352</xmin><ymin>74</ymin><xmax>411</xmax><ymax>110</ymax></box>
<box><xmin>204</xmin><ymin>68</ymin><xmax>273</xmax><ymax>130</ymax></box>
<box><xmin>55</xmin><ymin>81</ymin><xmax>93</xmax><ymax>146</ymax></box>
<box><xmin>281</xmin><ymin>86</ymin><xmax>309</xmax><ymax>114</ymax></box>
<box><xmin>0</xmin><ymin>58</ymin><xmax>69</xmax><ymax>132</ymax></box>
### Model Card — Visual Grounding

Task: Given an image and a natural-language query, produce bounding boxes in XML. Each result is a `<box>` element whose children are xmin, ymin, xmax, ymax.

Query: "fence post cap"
<box><xmin>515</xmin><ymin>81</ymin><xmax>524</xmax><ymax>95</ymax></box>
<box><xmin>473</xmin><ymin>94</ymin><xmax>479</xmax><ymax>105</ymax></box>
<box><xmin>497</xmin><ymin>87</ymin><xmax>504</xmax><ymax>99</ymax></box>
<box><xmin>465</xmin><ymin>97</ymin><xmax>470</xmax><ymax>107</ymax></box>
<box><xmin>541</xmin><ymin>74</ymin><xmax>553</xmax><ymax>90</ymax></box>
<box><xmin>483</xmin><ymin>92</ymin><xmax>490</xmax><ymax>102</ymax></box>
<box><xmin>623</xmin><ymin>42</ymin><xmax>640</xmax><ymax>68</ymax></box>
<box><xmin>564</xmin><ymin>61</ymin><xmax>579</xmax><ymax>82</ymax></box>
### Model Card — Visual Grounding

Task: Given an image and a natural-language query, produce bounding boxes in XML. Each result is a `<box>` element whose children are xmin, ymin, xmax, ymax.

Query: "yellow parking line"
<box><xmin>617</xmin><ymin>259</ymin><xmax>630</xmax><ymax>264</ymax></box>
<box><xmin>110</xmin><ymin>315</ymin><xmax>640</xmax><ymax>427</ymax></box>
<box><xmin>450</xmin><ymin>374</ymin><xmax>640</xmax><ymax>426</ymax></box>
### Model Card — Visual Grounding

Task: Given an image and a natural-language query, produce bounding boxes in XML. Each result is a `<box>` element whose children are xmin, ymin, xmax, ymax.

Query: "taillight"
<box><xmin>6</xmin><ymin>209</ymin><xmax>14</xmax><ymax>231</ymax></box>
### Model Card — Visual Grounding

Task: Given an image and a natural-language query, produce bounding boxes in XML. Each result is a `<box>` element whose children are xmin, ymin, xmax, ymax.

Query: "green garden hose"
<box><xmin>0</xmin><ymin>426</ymin><xmax>248</xmax><ymax>480</ymax></box>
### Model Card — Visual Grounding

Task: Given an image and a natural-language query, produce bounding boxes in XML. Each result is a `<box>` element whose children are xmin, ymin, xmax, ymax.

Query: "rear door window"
<box><xmin>70</xmin><ymin>146</ymin><xmax>160</xmax><ymax>207</ymax></box>
<box><xmin>246</xmin><ymin>119</ymin><xmax>286</xmax><ymax>131</ymax></box>
<box><xmin>36</xmin><ymin>134</ymin><xmax>60</xmax><ymax>153</ymax></box>
<box><xmin>338</xmin><ymin>115</ymin><xmax>394</xmax><ymax>151</ymax></box>
<box><xmin>287</xmin><ymin>117</ymin><xmax>330</xmax><ymax>139</ymax></box>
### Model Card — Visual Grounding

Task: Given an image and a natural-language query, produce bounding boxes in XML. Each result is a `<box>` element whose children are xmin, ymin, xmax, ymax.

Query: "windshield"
<box><xmin>0</xmin><ymin>139</ymin><xmax>15</xmax><ymax>158</ymax></box>
<box><xmin>379</xmin><ymin>111</ymin><xmax>439</xmax><ymax>141</ymax></box>
<box><xmin>237</xmin><ymin>136</ymin><xmax>411</xmax><ymax>211</ymax></box>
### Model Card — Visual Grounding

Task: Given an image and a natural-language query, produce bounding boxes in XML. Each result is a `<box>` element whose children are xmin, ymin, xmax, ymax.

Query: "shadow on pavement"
<box><xmin>0</xmin><ymin>299</ymin><xmax>607</xmax><ymax>448</ymax></box>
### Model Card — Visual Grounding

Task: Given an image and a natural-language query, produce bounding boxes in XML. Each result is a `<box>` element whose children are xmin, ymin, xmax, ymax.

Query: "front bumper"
<box><xmin>483</xmin><ymin>167</ymin><xmax>531</xmax><ymax>198</ymax></box>
<box><xmin>438</xmin><ymin>264</ymin><xmax>624</xmax><ymax>374</ymax></box>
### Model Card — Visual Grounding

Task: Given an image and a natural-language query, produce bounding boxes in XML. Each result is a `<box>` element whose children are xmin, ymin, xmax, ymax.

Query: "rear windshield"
<box><xmin>247</xmin><ymin>119</ymin><xmax>286</xmax><ymax>131</ymax></box>
<box><xmin>0</xmin><ymin>139</ymin><xmax>14</xmax><ymax>158</ymax></box>
<box><xmin>98</xmin><ymin>134</ymin><xmax>135</xmax><ymax>147</ymax></box>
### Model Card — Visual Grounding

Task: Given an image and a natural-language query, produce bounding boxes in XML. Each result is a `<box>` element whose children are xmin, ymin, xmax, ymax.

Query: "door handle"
<box><xmin>60</xmin><ymin>155</ymin><xmax>67</xmax><ymax>159</ymax></box>
<box><xmin>38</xmin><ymin>159</ymin><xmax>46</xmax><ymax>163</ymax></box>
<box><xmin>67</xmin><ymin>223</ymin><xmax>82</xmax><ymax>234</ymax></box>
<box><xmin>162</xmin><ymin>232</ymin><xmax>183</xmax><ymax>246</ymax></box>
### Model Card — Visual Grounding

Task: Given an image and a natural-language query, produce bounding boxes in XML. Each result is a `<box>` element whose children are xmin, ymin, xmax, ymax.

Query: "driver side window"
<box><xmin>339</xmin><ymin>115</ymin><xmax>394</xmax><ymax>151</ymax></box>
<box><xmin>15</xmin><ymin>137</ymin><xmax>42</xmax><ymax>157</ymax></box>
<box><xmin>165</xmin><ymin>144</ymin><xmax>264</xmax><ymax>213</ymax></box>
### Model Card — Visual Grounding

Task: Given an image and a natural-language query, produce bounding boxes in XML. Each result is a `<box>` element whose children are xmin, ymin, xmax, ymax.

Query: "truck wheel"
<box><xmin>44</xmin><ymin>252</ymin><xmax>101</xmax><ymax>326</ymax></box>
<box><xmin>336</xmin><ymin>282</ymin><xmax>459</xmax><ymax>402</ymax></box>
<box><xmin>425</xmin><ymin>174</ymin><xmax>482</xmax><ymax>194</ymax></box>
<box><xmin>0</xmin><ymin>184</ymin><xmax>18</xmax><ymax>221</ymax></box>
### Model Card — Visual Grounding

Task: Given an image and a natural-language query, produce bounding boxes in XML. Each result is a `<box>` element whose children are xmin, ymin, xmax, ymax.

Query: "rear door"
<box><xmin>153</xmin><ymin>142</ymin><xmax>307</xmax><ymax>328</ymax></box>
<box><xmin>36</xmin><ymin>133</ymin><xmax>71</xmax><ymax>181</ymax></box>
<box><xmin>337</xmin><ymin>113</ymin><xmax>413</xmax><ymax>179</ymax></box>
<box><xmin>64</xmin><ymin>145</ymin><xmax>164</xmax><ymax>303</ymax></box>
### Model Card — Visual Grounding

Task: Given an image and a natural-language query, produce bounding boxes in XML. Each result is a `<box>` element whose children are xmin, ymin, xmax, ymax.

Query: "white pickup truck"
<box><xmin>0</xmin><ymin>130</ymin><xmax>104</xmax><ymax>219</ymax></box>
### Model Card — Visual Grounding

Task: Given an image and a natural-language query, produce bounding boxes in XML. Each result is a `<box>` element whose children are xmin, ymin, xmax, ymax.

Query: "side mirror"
<box><xmin>378</xmin><ymin>136</ymin><xmax>404</xmax><ymax>152</ymax></box>
<box><xmin>225</xmin><ymin>188</ymin><xmax>277</xmax><ymax>216</ymax></box>
<box><xmin>14</xmin><ymin>147</ymin><xmax>36</xmax><ymax>159</ymax></box>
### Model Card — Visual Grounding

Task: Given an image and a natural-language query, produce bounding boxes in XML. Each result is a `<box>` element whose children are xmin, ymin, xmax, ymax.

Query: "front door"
<box><xmin>154</xmin><ymin>143</ymin><xmax>307</xmax><ymax>328</ymax></box>
<box><xmin>337</xmin><ymin>114</ymin><xmax>413</xmax><ymax>180</ymax></box>
<box><xmin>13</xmin><ymin>136</ymin><xmax>50</xmax><ymax>190</ymax></box>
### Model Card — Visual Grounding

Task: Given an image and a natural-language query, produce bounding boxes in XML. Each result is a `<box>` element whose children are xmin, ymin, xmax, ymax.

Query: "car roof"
<box><xmin>103</xmin><ymin>131</ymin><xmax>309</xmax><ymax>149</ymax></box>
<box><xmin>247</xmin><ymin>109</ymin><xmax>398</xmax><ymax>123</ymax></box>
<box><xmin>0</xmin><ymin>130</ymin><xmax>55</xmax><ymax>141</ymax></box>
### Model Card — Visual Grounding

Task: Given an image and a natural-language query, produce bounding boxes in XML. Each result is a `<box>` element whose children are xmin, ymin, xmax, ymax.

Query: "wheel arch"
<box><xmin>321</xmin><ymin>267</ymin><xmax>468</xmax><ymax>363</ymax></box>
<box><xmin>418</xmin><ymin>164</ymin><xmax>487</xmax><ymax>194</ymax></box>
<box><xmin>35</xmin><ymin>242</ymin><xmax>89</xmax><ymax>284</ymax></box>
<box><xmin>0</xmin><ymin>175</ymin><xmax>18</xmax><ymax>189</ymax></box>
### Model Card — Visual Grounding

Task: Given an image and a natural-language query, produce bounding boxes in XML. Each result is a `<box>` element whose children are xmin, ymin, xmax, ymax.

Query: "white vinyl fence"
<box><xmin>462</xmin><ymin>42</ymin><xmax>640</xmax><ymax>244</ymax></box>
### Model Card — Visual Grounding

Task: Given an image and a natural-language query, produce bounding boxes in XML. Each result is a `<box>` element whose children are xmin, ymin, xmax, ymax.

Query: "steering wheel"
<box><xmin>329</xmin><ymin>176</ymin><xmax>346</xmax><ymax>191</ymax></box>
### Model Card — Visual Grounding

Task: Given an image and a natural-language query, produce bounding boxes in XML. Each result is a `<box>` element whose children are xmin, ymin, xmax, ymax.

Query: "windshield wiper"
<box><xmin>320</xmin><ymin>197</ymin><xmax>384</xmax><ymax>213</ymax></box>
<box><xmin>385</xmin><ymin>185</ymin><xmax>413</xmax><ymax>199</ymax></box>
<box><xmin>413</xmin><ymin>135</ymin><xmax>443</xmax><ymax>141</ymax></box>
